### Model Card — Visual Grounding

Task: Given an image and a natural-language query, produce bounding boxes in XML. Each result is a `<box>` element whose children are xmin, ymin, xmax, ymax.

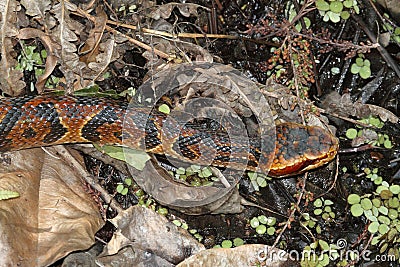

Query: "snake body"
<box><xmin>0</xmin><ymin>95</ymin><xmax>338</xmax><ymax>177</ymax></box>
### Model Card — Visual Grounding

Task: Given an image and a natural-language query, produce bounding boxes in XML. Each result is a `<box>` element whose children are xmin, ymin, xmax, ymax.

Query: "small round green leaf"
<box><xmin>258</xmin><ymin>215</ymin><xmax>268</xmax><ymax>224</ymax></box>
<box><xmin>221</xmin><ymin>240</ymin><xmax>232</xmax><ymax>248</ymax></box>
<box><xmin>388</xmin><ymin>209</ymin><xmax>398</xmax><ymax>220</ymax></box>
<box><xmin>314</xmin><ymin>208</ymin><xmax>323</xmax><ymax>215</ymax></box>
<box><xmin>340</xmin><ymin>11</ymin><xmax>350</xmax><ymax>20</ymax></box>
<box><xmin>250</xmin><ymin>217</ymin><xmax>259</xmax><ymax>228</ymax></box>
<box><xmin>266</xmin><ymin>217</ymin><xmax>276</xmax><ymax>226</ymax></box>
<box><xmin>359</xmin><ymin>65</ymin><xmax>371</xmax><ymax>79</ymax></box>
<box><xmin>331</xmin><ymin>67</ymin><xmax>340</xmax><ymax>74</ymax></box>
<box><xmin>368</xmin><ymin>221</ymin><xmax>379</xmax><ymax>233</ymax></box>
<box><xmin>316</xmin><ymin>0</ymin><xmax>330</xmax><ymax>11</ymax></box>
<box><xmin>371</xmin><ymin>236</ymin><xmax>380</xmax><ymax>245</ymax></box>
<box><xmin>350</xmin><ymin>203</ymin><xmax>363</xmax><ymax>217</ymax></box>
<box><xmin>378</xmin><ymin>215</ymin><xmax>391</xmax><ymax>225</ymax></box>
<box><xmin>314</xmin><ymin>198</ymin><xmax>323</xmax><ymax>207</ymax></box>
<box><xmin>157</xmin><ymin>207</ymin><xmax>168</xmax><ymax>216</ymax></box>
<box><xmin>378</xmin><ymin>206</ymin><xmax>388</xmax><ymax>215</ymax></box>
<box><xmin>324</xmin><ymin>206</ymin><xmax>332</xmax><ymax>213</ymax></box>
<box><xmin>267</xmin><ymin>227</ymin><xmax>275</xmax><ymax>235</ymax></box>
<box><xmin>318</xmin><ymin>240</ymin><xmax>330</xmax><ymax>250</ymax></box>
<box><xmin>378</xmin><ymin>223</ymin><xmax>389</xmax><ymax>235</ymax></box>
<box><xmin>116</xmin><ymin>184</ymin><xmax>124</xmax><ymax>193</ymax></box>
<box><xmin>388</xmin><ymin>197</ymin><xmax>399</xmax><ymax>208</ymax></box>
<box><xmin>390</xmin><ymin>184</ymin><xmax>400</xmax><ymax>194</ymax></box>
<box><xmin>364</xmin><ymin>210</ymin><xmax>376</xmax><ymax>221</ymax></box>
<box><xmin>328</xmin><ymin>10</ymin><xmax>341</xmax><ymax>23</ymax></box>
<box><xmin>372</xmin><ymin>198</ymin><xmax>381</xmax><ymax>207</ymax></box>
<box><xmin>384</xmin><ymin>139</ymin><xmax>392</xmax><ymax>148</ymax></box>
<box><xmin>233</xmin><ymin>238</ymin><xmax>244</xmax><ymax>247</ymax></box>
<box><xmin>348</xmin><ymin>194</ymin><xmax>361</xmax><ymax>204</ymax></box>
<box><xmin>121</xmin><ymin>187</ymin><xmax>128</xmax><ymax>195</ymax></box>
<box><xmin>257</xmin><ymin>176</ymin><xmax>267</xmax><ymax>187</ymax></box>
<box><xmin>256</xmin><ymin>224</ymin><xmax>267</xmax><ymax>235</ymax></box>
<box><xmin>172</xmin><ymin>220</ymin><xmax>182</xmax><ymax>227</ymax></box>
<box><xmin>158</xmin><ymin>104</ymin><xmax>170</xmax><ymax>114</ymax></box>
<box><xmin>330</xmin><ymin>1</ymin><xmax>343</xmax><ymax>13</ymax></box>
<box><xmin>351</xmin><ymin>64</ymin><xmax>361</xmax><ymax>74</ymax></box>
<box><xmin>343</xmin><ymin>0</ymin><xmax>353</xmax><ymax>8</ymax></box>
<box><xmin>201</xmin><ymin>167</ymin><xmax>213</xmax><ymax>178</ymax></box>
<box><xmin>361</xmin><ymin>198</ymin><xmax>373</xmax><ymax>210</ymax></box>
<box><xmin>248</xmin><ymin>172</ymin><xmax>257</xmax><ymax>180</ymax></box>
<box><xmin>356</xmin><ymin>57</ymin><xmax>364</xmax><ymax>66</ymax></box>
<box><xmin>346</xmin><ymin>128</ymin><xmax>358</xmax><ymax>139</ymax></box>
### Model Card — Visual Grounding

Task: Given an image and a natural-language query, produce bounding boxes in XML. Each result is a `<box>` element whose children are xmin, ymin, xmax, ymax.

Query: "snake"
<box><xmin>0</xmin><ymin>95</ymin><xmax>338</xmax><ymax>177</ymax></box>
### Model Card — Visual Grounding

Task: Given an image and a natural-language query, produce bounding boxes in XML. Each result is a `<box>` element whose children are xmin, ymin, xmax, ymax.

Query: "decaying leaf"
<box><xmin>85</xmin><ymin>37</ymin><xmax>119</xmax><ymax>82</ymax></box>
<box><xmin>0</xmin><ymin>0</ymin><xmax>26</xmax><ymax>95</ymax></box>
<box><xmin>79</xmin><ymin>6</ymin><xmax>108</xmax><ymax>64</ymax></box>
<box><xmin>98</xmin><ymin>206</ymin><xmax>204</xmax><ymax>265</ymax></box>
<box><xmin>0</xmin><ymin>148</ymin><xmax>104</xmax><ymax>266</ymax></box>
<box><xmin>20</xmin><ymin>0</ymin><xmax>51</xmax><ymax>18</ymax></box>
<box><xmin>52</xmin><ymin>1</ymin><xmax>86</xmax><ymax>92</ymax></box>
<box><xmin>322</xmin><ymin>92</ymin><xmax>399</xmax><ymax>123</ymax></box>
<box><xmin>148</xmin><ymin>3</ymin><xmax>207</xmax><ymax>20</ymax></box>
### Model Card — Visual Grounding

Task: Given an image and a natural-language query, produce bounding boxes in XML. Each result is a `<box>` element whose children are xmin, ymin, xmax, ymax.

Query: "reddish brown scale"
<box><xmin>0</xmin><ymin>96</ymin><xmax>339</xmax><ymax>177</ymax></box>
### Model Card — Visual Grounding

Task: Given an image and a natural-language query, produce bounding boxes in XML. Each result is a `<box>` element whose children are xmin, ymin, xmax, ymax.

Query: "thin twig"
<box><xmin>71</xmin><ymin>4</ymin><xmax>170</xmax><ymax>59</ymax></box>
<box><xmin>54</xmin><ymin>146</ymin><xmax>124</xmax><ymax>214</ymax></box>
<box><xmin>272</xmin><ymin>173</ymin><xmax>309</xmax><ymax>249</ymax></box>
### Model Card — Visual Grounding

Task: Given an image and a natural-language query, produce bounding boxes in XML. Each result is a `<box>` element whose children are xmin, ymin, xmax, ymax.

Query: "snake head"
<box><xmin>267</xmin><ymin>123</ymin><xmax>339</xmax><ymax>177</ymax></box>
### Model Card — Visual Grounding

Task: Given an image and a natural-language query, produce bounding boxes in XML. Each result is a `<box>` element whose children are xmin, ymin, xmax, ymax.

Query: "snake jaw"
<box><xmin>267</xmin><ymin>123</ymin><xmax>339</xmax><ymax>177</ymax></box>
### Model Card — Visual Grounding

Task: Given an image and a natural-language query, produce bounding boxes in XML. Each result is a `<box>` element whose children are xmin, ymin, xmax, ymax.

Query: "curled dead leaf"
<box><xmin>0</xmin><ymin>148</ymin><xmax>103</xmax><ymax>266</ymax></box>
<box><xmin>0</xmin><ymin>0</ymin><xmax>26</xmax><ymax>95</ymax></box>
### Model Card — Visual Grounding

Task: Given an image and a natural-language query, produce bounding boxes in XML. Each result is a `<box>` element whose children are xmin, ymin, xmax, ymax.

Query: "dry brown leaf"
<box><xmin>79</xmin><ymin>6</ymin><xmax>108</xmax><ymax>64</ymax></box>
<box><xmin>52</xmin><ymin>1</ymin><xmax>86</xmax><ymax>92</ymax></box>
<box><xmin>98</xmin><ymin>205</ymin><xmax>204</xmax><ymax>265</ymax></box>
<box><xmin>322</xmin><ymin>92</ymin><xmax>399</xmax><ymax>123</ymax></box>
<box><xmin>148</xmin><ymin>3</ymin><xmax>205</xmax><ymax>20</ymax></box>
<box><xmin>176</xmin><ymin>244</ymin><xmax>292</xmax><ymax>266</ymax></box>
<box><xmin>0</xmin><ymin>147</ymin><xmax>104</xmax><ymax>266</ymax></box>
<box><xmin>0</xmin><ymin>0</ymin><xmax>26</xmax><ymax>96</ymax></box>
<box><xmin>20</xmin><ymin>0</ymin><xmax>51</xmax><ymax>18</ymax></box>
<box><xmin>84</xmin><ymin>37</ymin><xmax>118</xmax><ymax>82</ymax></box>
<box><xmin>366</xmin><ymin>104</ymin><xmax>399</xmax><ymax>123</ymax></box>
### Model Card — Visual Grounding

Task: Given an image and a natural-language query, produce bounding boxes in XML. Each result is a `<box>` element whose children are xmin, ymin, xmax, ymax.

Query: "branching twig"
<box><xmin>351</xmin><ymin>13</ymin><xmax>400</xmax><ymax>79</ymax></box>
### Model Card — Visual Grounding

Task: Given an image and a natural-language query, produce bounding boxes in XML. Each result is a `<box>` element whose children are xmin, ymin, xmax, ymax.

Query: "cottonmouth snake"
<box><xmin>0</xmin><ymin>95</ymin><xmax>338</xmax><ymax>177</ymax></box>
